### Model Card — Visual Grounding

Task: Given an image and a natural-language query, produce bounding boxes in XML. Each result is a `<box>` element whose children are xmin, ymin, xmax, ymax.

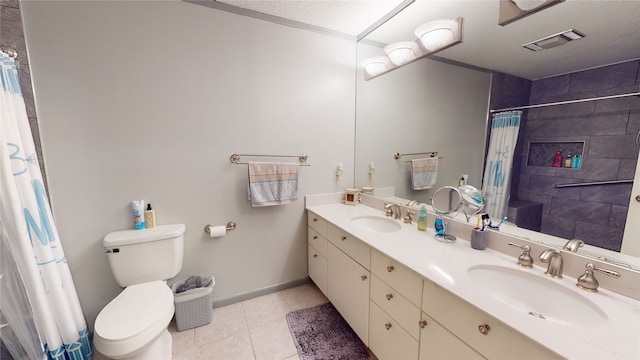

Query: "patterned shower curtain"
<box><xmin>481</xmin><ymin>111</ymin><xmax>522</xmax><ymax>220</ymax></box>
<box><xmin>0</xmin><ymin>52</ymin><xmax>91</xmax><ymax>359</ymax></box>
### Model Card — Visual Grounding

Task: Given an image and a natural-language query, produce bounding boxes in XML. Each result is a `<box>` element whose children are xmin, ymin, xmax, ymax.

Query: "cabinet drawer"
<box><xmin>369</xmin><ymin>301</ymin><xmax>419</xmax><ymax>360</ymax></box>
<box><xmin>422</xmin><ymin>279</ymin><xmax>561</xmax><ymax>360</ymax></box>
<box><xmin>308</xmin><ymin>245</ymin><xmax>327</xmax><ymax>296</ymax></box>
<box><xmin>371</xmin><ymin>275</ymin><xmax>421</xmax><ymax>340</ymax></box>
<box><xmin>371</xmin><ymin>249</ymin><xmax>423</xmax><ymax>306</ymax></box>
<box><xmin>327</xmin><ymin>224</ymin><xmax>370</xmax><ymax>269</ymax></box>
<box><xmin>307</xmin><ymin>212</ymin><xmax>328</xmax><ymax>238</ymax></box>
<box><xmin>308</xmin><ymin>228</ymin><xmax>328</xmax><ymax>258</ymax></box>
<box><xmin>419</xmin><ymin>312</ymin><xmax>484</xmax><ymax>360</ymax></box>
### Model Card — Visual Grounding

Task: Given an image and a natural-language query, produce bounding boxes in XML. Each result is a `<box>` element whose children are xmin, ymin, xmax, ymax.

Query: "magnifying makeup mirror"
<box><xmin>431</xmin><ymin>186</ymin><xmax>463</xmax><ymax>242</ymax></box>
<box><xmin>458</xmin><ymin>185</ymin><xmax>484</xmax><ymax>222</ymax></box>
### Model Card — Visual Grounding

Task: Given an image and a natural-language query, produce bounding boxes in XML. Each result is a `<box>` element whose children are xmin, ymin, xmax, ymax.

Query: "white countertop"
<box><xmin>306</xmin><ymin>201</ymin><xmax>640</xmax><ymax>359</ymax></box>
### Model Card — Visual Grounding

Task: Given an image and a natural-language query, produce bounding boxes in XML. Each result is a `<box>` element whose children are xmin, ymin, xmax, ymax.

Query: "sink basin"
<box><xmin>350</xmin><ymin>215</ymin><xmax>401</xmax><ymax>233</ymax></box>
<box><xmin>467</xmin><ymin>265</ymin><xmax>608</xmax><ymax>327</ymax></box>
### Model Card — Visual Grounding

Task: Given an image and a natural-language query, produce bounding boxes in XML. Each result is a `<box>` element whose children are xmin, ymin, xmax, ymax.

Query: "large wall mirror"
<box><xmin>354</xmin><ymin>1</ymin><xmax>639</xmax><ymax>268</ymax></box>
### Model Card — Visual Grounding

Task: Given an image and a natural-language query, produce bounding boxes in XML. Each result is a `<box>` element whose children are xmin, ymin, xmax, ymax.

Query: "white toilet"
<box><xmin>94</xmin><ymin>224</ymin><xmax>186</xmax><ymax>359</ymax></box>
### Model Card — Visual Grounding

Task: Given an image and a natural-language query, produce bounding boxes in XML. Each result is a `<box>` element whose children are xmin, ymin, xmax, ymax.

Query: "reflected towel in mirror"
<box><xmin>411</xmin><ymin>158</ymin><xmax>438</xmax><ymax>190</ymax></box>
<box><xmin>248</xmin><ymin>162</ymin><xmax>299</xmax><ymax>207</ymax></box>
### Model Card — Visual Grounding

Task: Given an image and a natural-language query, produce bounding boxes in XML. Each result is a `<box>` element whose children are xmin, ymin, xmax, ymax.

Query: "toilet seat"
<box><xmin>94</xmin><ymin>281</ymin><xmax>174</xmax><ymax>358</ymax></box>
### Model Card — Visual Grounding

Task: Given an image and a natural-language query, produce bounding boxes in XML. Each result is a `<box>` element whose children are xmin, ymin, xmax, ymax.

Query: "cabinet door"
<box><xmin>419</xmin><ymin>312</ymin><xmax>484</xmax><ymax>360</ymax></box>
<box><xmin>327</xmin><ymin>243</ymin><xmax>370</xmax><ymax>345</ymax></box>
<box><xmin>369</xmin><ymin>301</ymin><xmax>419</xmax><ymax>360</ymax></box>
<box><xmin>308</xmin><ymin>244</ymin><xmax>327</xmax><ymax>296</ymax></box>
<box><xmin>422</xmin><ymin>279</ymin><xmax>561</xmax><ymax>359</ymax></box>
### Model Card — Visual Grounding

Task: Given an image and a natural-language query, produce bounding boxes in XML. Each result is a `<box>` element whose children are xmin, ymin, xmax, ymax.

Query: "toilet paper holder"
<box><xmin>204</xmin><ymin>221</ymin><xmax>237</xmax><ymax>234</ymax></box>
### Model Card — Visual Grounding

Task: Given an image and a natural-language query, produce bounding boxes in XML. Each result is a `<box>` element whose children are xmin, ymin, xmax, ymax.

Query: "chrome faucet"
<box><xmin>563</xmin><ymin>239</ymin><xmax>584</xmax><ymax>252</ymax></box>
<box><xmin>384</xmin><ymin>203</ymin><xmax>402</xmax><ymax>220</ymax></box>
<box><xmin>539</xmin><ymin>249</ymin><xmax>563</xmax><ymax>279</ymax></box>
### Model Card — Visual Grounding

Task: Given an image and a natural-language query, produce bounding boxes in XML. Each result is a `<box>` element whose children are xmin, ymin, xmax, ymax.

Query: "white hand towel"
<box><xmin>411</xmin><ymin>158</ymin><xmax>438</xmax><ymax>190</ymax></box>
<box><xmin>248</xmin><ymin>162</ymin><xmax>299</xmax><ymax>207</ymax></box>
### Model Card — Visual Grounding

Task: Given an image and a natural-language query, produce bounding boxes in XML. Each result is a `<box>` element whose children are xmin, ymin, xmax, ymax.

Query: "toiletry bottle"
<box><xmin>145</xmin><ymin>203</ymin><xmax>156</xmax><ymax>228</ymax></box>
<box><xmin>552</xmin><ymin>150</ymin><xmax>562</xmax><ymax>167</ymax></box>
<box><xmin>575</xmin><ymin>155</ymin><xmax>582</xmax><ymax>168</ymax></box>
<box><xmin>417</xmin><ymin>205</ymin><xmax>427</xmax><ymax>231</ymax></box>
<box><xmin>571</xmin><ymin>155</ymin><xmax>578</xmax><ymax>168</ymax></box>
<box><xmin>132</xmin><ymin>200</ymin><xmax>146</xmax><ymax>230</ymax></box>
<box><xmin>434</xmin><ymin>217</ymin><xmax>445</xmax><ymax>236</ymax></box>
<box><xmin>458</xmin><ymin>176</ymin><xmax>465</xmax><ymax>186</ymax></box>
<box><xmin>564</xmin><ymin>154</ymin><xmax>572</xmax><ymax>168</ymax></box>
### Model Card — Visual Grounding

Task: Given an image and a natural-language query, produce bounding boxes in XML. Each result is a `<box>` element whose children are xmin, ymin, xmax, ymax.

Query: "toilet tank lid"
<box><xmin>104</xmin><ymin>224</ymin><xmax>185</xmax><ymax>247</ymax></box>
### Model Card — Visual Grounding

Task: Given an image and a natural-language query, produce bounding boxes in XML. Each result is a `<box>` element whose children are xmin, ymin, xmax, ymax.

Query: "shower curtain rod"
<box><xmin>490</xmin><ymin>91</ymin><xmax>640</xmax><ymax>113</ymax></box>
<box><xmin>0</xmin><ymin>45</ymin><xmax>17</xmax><ymax>59</ymax></box>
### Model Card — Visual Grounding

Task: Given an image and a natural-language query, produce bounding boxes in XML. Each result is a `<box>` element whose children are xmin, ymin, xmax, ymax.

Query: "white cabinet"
<box><xmin>369</xmin><ymin>250</ymin><xmax>423</xmax><ymax>360</ymax></box>
<box><xmin>419</xmin><ymin>312</ymin><xmax>484</xmax><ymax>360</ymax></box>
<box><xmin>327</xmin><ymin>242</ymin><xmax>370</xmax><ymax>345</ymax></box>
<box><xmin>307</xmin><ymin>213</ymin><xmax>328</xmax><ymax>296</ymax></box>
<box><xmin>422</xmin><ymin>278</ymin><xmax>561</xmax><ymax>360</ymax></box>
<box><xmin>369</xmin><ymin>301</ymin><xmax>419</xmax><ymax>360</ymax></box>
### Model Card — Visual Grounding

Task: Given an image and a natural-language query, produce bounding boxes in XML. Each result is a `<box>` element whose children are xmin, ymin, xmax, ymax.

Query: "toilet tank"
<box><xmin>103</xmin><ymin>224</ymin><xmax>185</xmax><ymax>287</ymax></box>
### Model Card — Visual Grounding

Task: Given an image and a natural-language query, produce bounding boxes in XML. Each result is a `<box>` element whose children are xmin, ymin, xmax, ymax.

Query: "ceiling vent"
<box><xmin>523</xmin><ymin>29</ymin><xmax>584</xmax><ymax>51</ymax></box>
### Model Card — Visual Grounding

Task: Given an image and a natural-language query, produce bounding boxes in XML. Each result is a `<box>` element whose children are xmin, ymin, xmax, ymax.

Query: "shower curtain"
<box><xmin>0</xmin><ymin>53</ymin><xmax>92</xmax><ymax>359</ymax></box>
<box><xmin>481</xmin><ymin>111</ymin><xmax>521</xmax><ymax>220</ymax></box>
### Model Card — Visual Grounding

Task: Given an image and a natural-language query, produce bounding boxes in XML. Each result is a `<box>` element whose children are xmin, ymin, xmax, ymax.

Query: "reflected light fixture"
<box><xmin>523</xmin><ymin>29</ymin><xmax>584</xmax><ymax>51</ymax></box>
<box><xmin>498</xmin><ymin>0</ymin><xmax>564</xmax><ymax>26</ymax></box>
<box><xmin>362</xmin><ymin>56</ymin><xmax>391</xmax><ymax>77</ymax></box>
<box><xmin>362</xmin><ymin>17</ymin><xmax>462</xmax><ymax>81</ymax></box>
<box><xmin>384</xmin><ymin>41</ymin><xmax>417</xmax><ymax>66</ymax></box>
<box><xmin>415</xmin><ymin>19</ymin><xmax>457</xmax><ymax>51</ymax></box>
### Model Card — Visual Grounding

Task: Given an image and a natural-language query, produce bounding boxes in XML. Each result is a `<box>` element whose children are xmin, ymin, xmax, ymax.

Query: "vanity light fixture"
<box><xmin>522</xmin><ymin>29</ymin><xmax>584</xmax><ymax>51</ymax></box>
<box><xmin>498</xmin><ymin>0</ymin><xmax>564</xmax><ymax>26</ymax></box>
<box><xmin>383</xmin><ymin>41</ymin><xmax>418</xmax><ymax>66</ymax></box>
<box><xmin>362</xmin><ymin>56</ymin><xmax>391</xmax><ymax>77</ymax></box>
<box><xmin>362</xmin><ymin>17</ymin><xmax>462</xmax><ymax>81</ymax></box>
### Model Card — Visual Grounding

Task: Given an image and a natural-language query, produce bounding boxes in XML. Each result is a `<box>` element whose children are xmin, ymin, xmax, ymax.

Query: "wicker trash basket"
<box><xmin>171</xmin><ymin>275</ymin><xmax>215</xmax><ymax>331</ymax></box>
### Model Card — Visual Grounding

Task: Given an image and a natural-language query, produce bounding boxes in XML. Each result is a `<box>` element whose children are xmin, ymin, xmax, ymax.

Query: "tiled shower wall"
<box><xmin>1</xmin><ymin>0</ymin><xmax>46</xmax><ymax>185</ymax></box>
<box><xmin>515</xmin><ymin>60</ymin><xmax>640</xmax><ymax>251</ymax></box>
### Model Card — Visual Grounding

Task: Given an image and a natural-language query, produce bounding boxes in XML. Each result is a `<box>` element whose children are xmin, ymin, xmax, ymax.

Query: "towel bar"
<box><xmin>230</xmin><ymin>153</ymin><xmax>310</xmax><ymax>166</ymax></box>
<box><xmin>394</xmin><ymin>152</ymin><xmax>443</xmax><ymax>163</ymax></box>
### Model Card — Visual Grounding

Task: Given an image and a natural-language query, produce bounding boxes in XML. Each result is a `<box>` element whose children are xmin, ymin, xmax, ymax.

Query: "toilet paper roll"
<box><xmin>207</xmin><ymin>225</ymin><xmax>226</xmax><ymax>238</ymax></box>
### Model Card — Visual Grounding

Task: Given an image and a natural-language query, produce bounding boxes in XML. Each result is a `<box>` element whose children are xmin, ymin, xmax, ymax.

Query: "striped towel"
<box><xmin>248</xmin><ymin>162</ymin><xmax>299</xmax><ymax>207</ymax></box>
<box><xmin>411</xmin><ymin>158</ymin><xmax>438</xmax><ymax>190</ymax></box>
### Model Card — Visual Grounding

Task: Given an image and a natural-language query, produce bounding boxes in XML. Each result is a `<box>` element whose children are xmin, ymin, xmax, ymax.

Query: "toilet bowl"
<box><xmin>94</xmin><ymin>224</ymin><xmax>185</xmax><ymax>359</ymax></box>
<box><xmin>94</xmin><ymin>281</ymin><xmax>174</xmax><ymax>359</ymax></box>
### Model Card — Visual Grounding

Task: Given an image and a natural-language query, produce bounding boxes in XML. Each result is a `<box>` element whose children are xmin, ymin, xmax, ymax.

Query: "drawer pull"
<box><xmin>313</xmin><ymin>235</ymin><xmax>318</xmax><ymax>240</ymax></box>
<box><xmin>341</xmin><ymin>236</ymin><xmax>347</xmax><ymax>241</ymax></box>
<box><xmin>385</xmin><ymin>323</ymin><xmax>392</xmax><ymax>330</ymax></box>
<box><xmin>387</xmin><ymin>265</ymin><xmax>395</xmax><ymax>272</ymax></box>
<box><xmin>478</xmin><ymin>324</ymin><xmax>491</xmax><ymax>335</ymax></box>
<box><xmin>313</xmin><ymin>218</ymin><xmax>318</xmax><ymax>222</ymax></box>
<box><xmin>386</xmin><ymin>293</ymin><xmax>394</xmax><ymax>301</ymax></box>
<box><xmin>313</xmin><ymin>254</ymin><xmax>318</xmax><ymax>258</ymax></box>
<box><xmin>419</xmin><ymin>320</ymin><xmax>428</xmax><ymax>328</ymax></box>
<box><xmin>361</xmin><ymin>275</ymin><xmax>368</xmax><ymax>281</ymax></box>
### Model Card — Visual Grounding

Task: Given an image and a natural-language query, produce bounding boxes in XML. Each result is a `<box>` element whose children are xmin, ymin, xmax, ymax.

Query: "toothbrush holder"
<box><xmin>470</xmin><ymin>228</ymin><xmax>488</xmax><ymax>250</ymax></box>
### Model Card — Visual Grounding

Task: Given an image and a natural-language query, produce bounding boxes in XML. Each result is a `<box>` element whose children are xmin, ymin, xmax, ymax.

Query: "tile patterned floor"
<box><xmin>170</xmin><ymin>282</ymin><xmax>329</xmax><ymax>360</ymax></box>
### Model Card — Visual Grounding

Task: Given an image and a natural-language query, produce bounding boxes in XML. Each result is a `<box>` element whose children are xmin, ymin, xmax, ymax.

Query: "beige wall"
<box><xmin>21</xmin><ymin>0</ymin><xmax>356</xmax><ymax>329</ymax></box>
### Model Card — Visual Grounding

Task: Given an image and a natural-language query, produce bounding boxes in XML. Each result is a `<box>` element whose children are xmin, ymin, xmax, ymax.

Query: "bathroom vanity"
<box><xmin>306</xmin><ymin>193</ymin><xmax>640</xmax><ymax>360</ymax></box>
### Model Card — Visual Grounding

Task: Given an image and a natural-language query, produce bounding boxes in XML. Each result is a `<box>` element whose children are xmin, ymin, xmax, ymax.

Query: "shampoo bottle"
<box><xmin>417</xmin><ymin>205</ymin><xmax>427</xmax><ymax>231</ymax></box>
<box><xmin>145</xmin><ymin>203</ymin><xmax>156</xmax><ymax>228</ymax></box>
<box><xmin>132</xmin><ymin>200</ymin><xmax>146</xmax><ymax>230</ymax></box>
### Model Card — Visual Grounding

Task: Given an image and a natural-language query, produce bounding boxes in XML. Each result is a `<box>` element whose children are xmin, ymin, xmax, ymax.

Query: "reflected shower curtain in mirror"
<box><xmin>481</xmin><ymin>111</ymin><xmax>521</xmax><ymax>220</ymax></box>
<box><xmin>0</xmin><ymin>52</ymin><xmax>91</xmax><ymax>359</ymax></box>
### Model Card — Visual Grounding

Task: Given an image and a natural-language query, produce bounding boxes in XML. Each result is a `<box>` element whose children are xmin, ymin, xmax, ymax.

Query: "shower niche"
<box><xmin>526</xmin><ymin>140</ymin><xmax>585</xmax><ymax>169</ymax></box>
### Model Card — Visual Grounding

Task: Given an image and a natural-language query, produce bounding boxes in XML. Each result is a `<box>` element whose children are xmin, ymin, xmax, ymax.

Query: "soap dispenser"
<box><xmin>417</xmin><ymin>205</ymin><xmax>427</xmax><ymax>231</ymax></box>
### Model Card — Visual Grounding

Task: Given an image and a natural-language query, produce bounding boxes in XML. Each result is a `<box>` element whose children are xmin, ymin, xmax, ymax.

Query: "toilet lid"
<box><xmin>95</xmin><ymin>281</ymin><xmax>174</xmax><ymax>341</ymax></box>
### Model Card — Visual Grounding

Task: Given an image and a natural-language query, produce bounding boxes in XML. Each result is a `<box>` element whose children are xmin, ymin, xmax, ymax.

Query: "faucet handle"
<box><xmin>384</xmin><ymin>203</ymin><xmax>394</xmax><ymax>217</ymax></box>
<box><xmin>404</xmin><ymin>209</ymin><xmax>417</xmax><ymax>224</ymax></box>
<box><xmin>508</xmin><ymin>242</ymin><xmax>533</xmax><ymax>268</ymax></box>
<box><xmin>577</xmin><ymin>263</ymin><xmax>621</xmax><ymax>292</ymax></box>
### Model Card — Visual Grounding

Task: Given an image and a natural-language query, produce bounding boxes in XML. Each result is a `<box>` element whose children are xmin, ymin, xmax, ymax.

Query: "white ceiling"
<box><xmin>198</xmin><ymin>0</ymin><xmax>640</xmax><ymax>80</ymax></box>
